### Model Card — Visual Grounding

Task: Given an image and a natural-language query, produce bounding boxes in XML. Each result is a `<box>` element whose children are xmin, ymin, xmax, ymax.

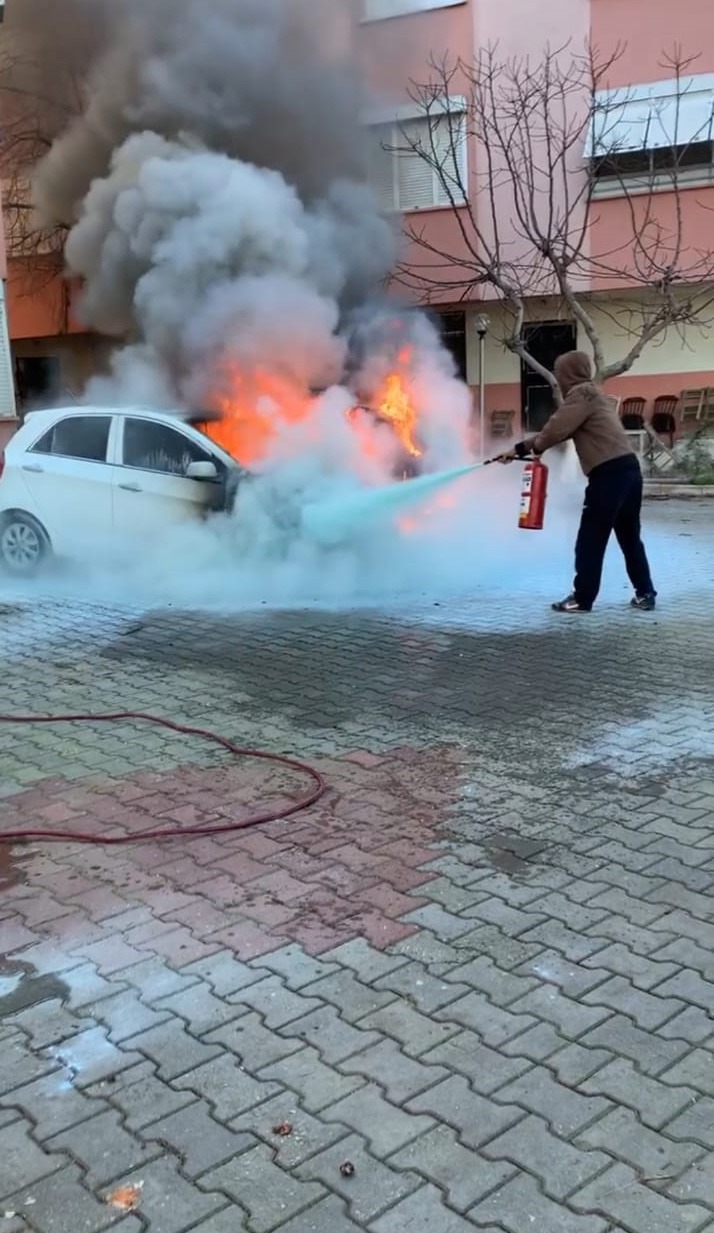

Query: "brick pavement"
<box><xmin>0</xmin><ymin>501</ymin><xmax>713</xmax><ymax>1232</ymax></box>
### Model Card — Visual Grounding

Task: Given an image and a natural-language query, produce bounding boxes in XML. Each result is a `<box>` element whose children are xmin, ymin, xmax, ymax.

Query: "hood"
<box><xmin>553</xmin><ymin>350</ymin><xmax>592</xmax><ymax>396</ymax></box>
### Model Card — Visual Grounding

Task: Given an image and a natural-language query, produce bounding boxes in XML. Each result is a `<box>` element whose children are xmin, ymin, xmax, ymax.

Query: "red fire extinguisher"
<box><xmin>518</xmin><ymin>458</ymin><xmax>548</xmax><ymax>530</ymax></box>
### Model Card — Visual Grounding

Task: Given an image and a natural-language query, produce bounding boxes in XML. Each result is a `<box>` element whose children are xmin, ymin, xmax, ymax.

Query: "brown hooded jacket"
<box><xmin>524</xmin><ymin>351</ymin><xmax>635</xmax><ymax>476</ymax></box>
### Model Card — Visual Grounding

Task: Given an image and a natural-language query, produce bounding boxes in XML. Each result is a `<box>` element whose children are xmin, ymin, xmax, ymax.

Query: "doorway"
<box><xmin>433</xmin><ymin>311</ymin><xmax>467</xmax><ymax>383</ymax></box>
<box><xmin>521</xmin><ymin>321</ymin><xmax>576</xmax><ymax>432</ymax></box>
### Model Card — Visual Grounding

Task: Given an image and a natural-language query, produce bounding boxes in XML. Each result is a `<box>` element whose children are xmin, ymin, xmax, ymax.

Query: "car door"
<box><xmin>113</xmin><ymin>416</ymin><xmax>225</xmax><ymax>534</ymax></box>
<box><xmin>20</xmin><ymin>413</ymin><xmax>115</xmax><ymax>554</ymax></box>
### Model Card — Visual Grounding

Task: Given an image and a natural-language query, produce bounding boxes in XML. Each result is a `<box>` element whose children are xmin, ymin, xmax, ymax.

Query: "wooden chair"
<box><xmin>650</xmin><ymin>394</ymin><xmax>678</xmax><ymax>444</ymax></box>
<box><xmin>490</xmin><ymin>410</ymin><xmax>515</xmax><ymax>438</ymax></box>
<box><xmin>620</xmin><ymin>396</ymin><xmax>646</xmax><ymax>430</ymax></box>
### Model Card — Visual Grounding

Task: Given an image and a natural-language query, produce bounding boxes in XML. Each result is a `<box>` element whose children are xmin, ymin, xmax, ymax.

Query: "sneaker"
<box><xmin>552</xmin><ymin>595</ymin><xmax>591</xmax><ymax>613</ymax></box>
<box><xmin>631</xmin><ymin>593</ymin><xmax>656</xmax><ymax>611</ymax></box>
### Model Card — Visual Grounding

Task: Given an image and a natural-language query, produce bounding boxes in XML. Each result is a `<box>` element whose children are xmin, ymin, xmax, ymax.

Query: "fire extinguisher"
<box><xmin>518</xmin><ymin>458</ymin><xmax>548</xmax><ymax>531</ymax></box>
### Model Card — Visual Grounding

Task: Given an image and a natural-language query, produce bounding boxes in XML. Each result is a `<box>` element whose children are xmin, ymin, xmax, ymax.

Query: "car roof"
<box><xmin>13</xmin><ymin>406</ymin><xmax>241</xmax><ymax>470</ymax></box>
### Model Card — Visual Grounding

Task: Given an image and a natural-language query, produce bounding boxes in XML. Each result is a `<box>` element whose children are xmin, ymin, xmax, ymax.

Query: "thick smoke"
<box><xmin>26</xmin><ymin>0</ymin><xmax>483</xmax><ymax>601</ymax></box>
<box><xmin>33</xmin><ymin>0</ymin><xmax>400</xmax><ymax>414</ymax></box>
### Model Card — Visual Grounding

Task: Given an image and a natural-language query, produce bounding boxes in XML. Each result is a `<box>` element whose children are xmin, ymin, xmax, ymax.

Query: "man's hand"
<box><xmin>494</xmin><ymin>450</ymin><xmax>518</xmax><ymax>463</ymax></box>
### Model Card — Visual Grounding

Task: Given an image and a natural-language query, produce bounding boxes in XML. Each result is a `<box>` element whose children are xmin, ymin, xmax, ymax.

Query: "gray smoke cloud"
<box><xmin>33</xmin><ymin>0</ymin><xmax>399</xmax><ymax>415</ymax></box>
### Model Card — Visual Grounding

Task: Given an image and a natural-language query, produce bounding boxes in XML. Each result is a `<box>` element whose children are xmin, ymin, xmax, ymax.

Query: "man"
<box><xmin>500</xmin><ymin>350</ymin><xmax>657</xmax><ymax>613</ymax></box>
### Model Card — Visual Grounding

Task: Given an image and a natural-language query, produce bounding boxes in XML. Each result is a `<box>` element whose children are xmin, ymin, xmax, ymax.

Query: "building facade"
<box><xmin>3</xmin><ymin>0</ymin><xmax>714</xmax><ymax>441</ymax></box>
<box><xmin>359</xmin><ymin>0</ymin><xmax>714</xmax><ymax>437</ymax></box>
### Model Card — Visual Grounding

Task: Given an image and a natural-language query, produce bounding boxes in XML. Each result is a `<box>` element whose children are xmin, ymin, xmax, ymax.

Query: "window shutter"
<box><xmin>367</xmin><ymin>124</ymin><xmax>396</xmax><ymax>210</ymax></box>
<box><xmin>396</xmin><ymin>117</ymin><xmax>438</xmax><ymax>209</ymax></box>
<box><xmin>431</xmin><ymin>114</ymin><xmax>466</xmax><ymax>204</ymax></box>
<box><xmin>0</xmin><ymin>287</ymin><xmax>16</xmax><ymax>418</ymax></box>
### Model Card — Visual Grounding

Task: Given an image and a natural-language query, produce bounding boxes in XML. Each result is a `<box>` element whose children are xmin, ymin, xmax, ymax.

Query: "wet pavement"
<box><xmin>0</xmin><ymin>500</ymin><xmax>713</xmax><ymax>1233</ymax></box>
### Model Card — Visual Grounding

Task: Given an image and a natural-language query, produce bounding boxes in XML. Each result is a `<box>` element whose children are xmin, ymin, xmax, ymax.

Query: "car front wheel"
<box><xmin>0</xmin><ymin>512</ymin><xmax>50</xmax><ymax>575</ymax></box>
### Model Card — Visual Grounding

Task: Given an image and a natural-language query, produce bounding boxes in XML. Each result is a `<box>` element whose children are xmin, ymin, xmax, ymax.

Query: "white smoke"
<box><xmin>28</xmin><ymin>0</ymin><xmax>481</xmax><ymax>602</ymax></box>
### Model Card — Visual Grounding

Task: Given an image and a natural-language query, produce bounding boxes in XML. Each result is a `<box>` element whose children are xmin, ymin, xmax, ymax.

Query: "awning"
<box><xmin>586</xmin><ymin>74</ymin><xmax>714</xmax><ymax>158</ymax></box>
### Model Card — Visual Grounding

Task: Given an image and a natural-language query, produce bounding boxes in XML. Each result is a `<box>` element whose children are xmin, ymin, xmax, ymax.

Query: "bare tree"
<box><xmin>392</xmin><ymin>43</ymin><xmax>714</xmax><ymax>398</ymax></box>
<box><xmin>0</xmin><ymin>0</ymin><xmax>104</xmax><ymax>293</ymax></box>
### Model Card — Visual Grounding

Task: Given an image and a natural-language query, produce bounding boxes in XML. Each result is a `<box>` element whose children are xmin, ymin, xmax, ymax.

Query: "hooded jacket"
<box><xmin>523</xmin><ymin>351</ymin><xmax>635</xmax><ymax>476</ymax></box>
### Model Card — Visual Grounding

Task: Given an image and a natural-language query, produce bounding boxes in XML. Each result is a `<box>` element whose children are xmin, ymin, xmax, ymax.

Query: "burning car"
<box><xmin>0</xmin><ymin>405</ymin><xmax>247</xmax><ymax>574</ymax></box>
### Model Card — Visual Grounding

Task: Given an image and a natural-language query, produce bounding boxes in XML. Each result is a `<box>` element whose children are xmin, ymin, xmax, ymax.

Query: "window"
<box><xmin>363</xmin><ymin>0</ymin><xmax>466</xmax><ymax>18</ymax></box>
<box><xmin>30</xmin><ymin>415</ymin><xmax>111</xmax><ymax>463</ymax></box>
<box><xmin>122</xmin><ymin>418</ymin><xmax>219</xmax><ymax>476</ymax></box>
<box><xmin>587</xmin><ymin>73</ymin><xmax>714</xmax><ymax>191</ymax></box>
<box><xmin>368</xmin><ymin>109</ymin><xmax>467</xmax><ymax>212</ymax></box>
<box><xmin>433</xmin><ymin>311</ymin><xmax>467</xmax><ymax>381</ymax></box>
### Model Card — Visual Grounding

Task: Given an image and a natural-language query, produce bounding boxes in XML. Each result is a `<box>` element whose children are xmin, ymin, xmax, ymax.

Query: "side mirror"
<box><xmin>185</xmin><ymin>460</ymin><xmax>218</xmax><ymax>481</ymax></box>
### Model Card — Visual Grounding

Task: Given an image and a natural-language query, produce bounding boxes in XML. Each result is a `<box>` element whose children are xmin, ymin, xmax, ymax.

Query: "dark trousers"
<box><xmin>573</xmin><ymin>454</ymin><xmax>655</xmax><ymax>608</ymax></box>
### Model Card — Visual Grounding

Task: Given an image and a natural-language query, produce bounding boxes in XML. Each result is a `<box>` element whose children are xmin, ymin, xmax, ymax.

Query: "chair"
<box><xmin>650</xmin><ymin>395</ymin><xmax>678</xmax><ymax>447</ymax></box>
<box><xmin>490</xmin><ymin>410</ymin><xmax>515</xmax><ymax>438</ymax></box>
<box><xmin>620</xmin><ymin>396</ymin><xmax>646</xmax><ymax>430</ymax></box>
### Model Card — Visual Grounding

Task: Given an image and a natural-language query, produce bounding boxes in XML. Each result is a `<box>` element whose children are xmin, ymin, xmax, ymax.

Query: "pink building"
<box><xmin>358</xmin><ymin>0</ymin><xmax>714</xmax><ymax>439</ymax></box>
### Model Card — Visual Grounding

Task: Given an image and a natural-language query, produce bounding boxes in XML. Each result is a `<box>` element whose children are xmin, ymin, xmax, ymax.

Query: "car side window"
<box><xmin>122</xmin><ymin>418</ymin><xmax>220</xmax><ymax>476</ymax></box>
<box><xmin>30</xmin><ymin>416</ymin><xmax>112</xmax><ymax>463</ymax></box>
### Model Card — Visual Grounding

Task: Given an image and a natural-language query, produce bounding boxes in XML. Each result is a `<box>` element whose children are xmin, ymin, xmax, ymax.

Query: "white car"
<box><xmin>0</xmin><ymin>405</ymin><xmax>247</xmax><ymax>574</ymax></box>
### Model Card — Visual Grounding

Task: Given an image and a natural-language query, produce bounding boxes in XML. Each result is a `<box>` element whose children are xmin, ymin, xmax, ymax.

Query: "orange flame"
<box><xmin>204</xmin><ymin>364</ymin><xmax>310</xmax><ymax>467</ymax></box>
<box><xmin>376</xmin><ymin>351</ymin><xmax>422</xmax><ymax>459</ymax></box>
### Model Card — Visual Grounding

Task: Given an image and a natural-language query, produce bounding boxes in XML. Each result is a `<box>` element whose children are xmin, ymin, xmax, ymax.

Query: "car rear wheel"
<box><xmin>0</xmin><ymin>513</ymin><xmax>50</xmax><ymax>575</ymax></box>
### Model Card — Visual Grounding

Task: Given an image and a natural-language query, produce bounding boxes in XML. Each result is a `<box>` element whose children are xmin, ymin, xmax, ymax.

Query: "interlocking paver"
<box><xmin>570</xmin><ymin>1161</ymin><xmax>712</xmax><ymax>1233</ymax></box>
<box><xmin>201</xmin><ymin>1143</ymin><xmax>325</xmax><ymax>1232</ymax></box>
<box><xmin>1</xmin><ymin>505</ymin><xmax>713</xmax><ymax>1233</ymax></box>
<box><xmin>577</xmin><ymin>1106</ymin><xmax>704</xmax><ymax>1176</ymax></box>
<box><xmin>369</xmin><ymin>1182</ymin><xmax>492</xmax><ymax>1232</ymax></box>
<box><xmin>468</xmin><ymin>1172</ymin><xmax>608</xmax><ymax>1232</ymax></box>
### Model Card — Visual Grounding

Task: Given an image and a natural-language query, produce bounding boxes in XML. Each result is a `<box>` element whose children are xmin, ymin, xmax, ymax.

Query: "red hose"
<box><xmin>0</xmin><ymin>711</ymin><xmax>326</xmax><ymax>846</ymax></box>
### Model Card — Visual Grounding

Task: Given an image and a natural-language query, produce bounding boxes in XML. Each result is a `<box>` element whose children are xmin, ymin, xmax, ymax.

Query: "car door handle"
<box><xmin>22</xmin><ymin>464</ymin><xmax>44</xmax><ymax>473</ymax></box>
<box><xmin>118</xmin><ymin>483</ymin><xmax>142</xmax><ymax>492</ymax></box>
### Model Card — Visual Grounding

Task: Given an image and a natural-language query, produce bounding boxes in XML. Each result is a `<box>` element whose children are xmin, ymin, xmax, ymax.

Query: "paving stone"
<box><xmin>657</xmin><ymin>1049</ymin><xmax>714</xmax><ymax>1096</ymax></box>
<box><xmin>102</xmin><ymin>1156</ymin><xmax>225</xmax><ymax>1233</ymax></box>
<box><xmin>499</xmin><ymin>1021</ymin><xmax>566</xmax><ymax>1062</ymax></box>
<box><xmin>406</xmin><ymin>1074</ymin><xmax>524</xmax><ymax>1148</ymax></box>
<box><xmin>173</xmin><ymin>1054</ymin><xmax>283</xmax><ymax>1124</ymax></box>
<box><xmin>297</xmin><ymin>1132</ymin><xmax>420</xmax><ymax>1223</ymax></box>
<box><xmin>90</xmin><ymin>1061</ymin><xmax>195</xmax><ymax>1130</ymax></box>
<box><xmin>667</xmin><ymin>1157</ymin><xmax>714</xmax><ymax>1208</ymax></box>
<box><xmin>482</xmin><ymin>1113</ymin><xmax>612</xmax><ymax>1199</ymax></box>
<box><xmin>582</xmin><ymin>1014</ymin><xmax>691</xmax><ymax>1076</ymax></box>
<box><xmin>339</xmin><ymin>1038</ymin><xmax>449</xmax><ymax>1103</ymax></box>
<box><xmin>82</xmin><ymin>989</ymin><xmax>172</xmax><ymax>1043</ymax></box>
<box><xmin>358</xmin><ymin>1002</ymin><xmax>458</xmax><ymax>1057</ymax></box>
<box><xmin>433</xmin><ymin>991</ymin><xmax>536</xmax><ymax>1046</ymax></box>
<box><xmin>518</xmin><ymin>951</ymin><xmax>612</xmax><ymax>998</ymax></box>
<box><xmin>1</xmin><ymin>1163</ymin><xmax>117</xmax><ymax>1233</ymax></box>
<box><xmin>570</xmin><ymin>1161</ymin><xmax>711</xmax><ymax>1233</ymax></box>
<box><xmin>201</xmin><ymin>1143</ymin><xmax>325</xmax><ymax>1232</ymax></box>
<box><xmin>277</xmin><ymin>1007</ymin><xmax>380</xmax><ymax>1065</ymax></box>
<box><xmin>153</xmin><ymin>982</ymin><xmax>247</xmax><ymax>1034</ymax></box>
<box><xmin>268</xmin><ymin>1194</ymin><xmax>367</xmax><ymax>1232</ymax></box>
<box><xmin>421</xmin><ymin>1032</ymin><xmax>530</xmax><ymax>1094</ymax></box>
<box><xmin>509</xmin><ymin>985</ymin><xmax>611</xmax><ymax>1038</ymax></box>
<box><xmin>47</xmin><ymin>1109</ymin><xmax>157</xmax><ymax>1186</ymax></box>
<box><xmin>122</xmin><ymin>1020</ymin><xmax>221</xmax><ymax>1081</ymax></box>
<box><xmin>256</xmin><ymin>946</ymin><xmax>340</xmax><ymax>991</ymax></box>
<box><xmin>373</xmin><ymin>962</ymin><xmax>470</xmax><ymax>1014</ymax></box>
<box><xmin>580</xmin><ymin>944</ymin><xmax>679</xmax><ymax>991</ymax></box>
<box><xmin>207</xmin><ymin>1011</ymin><xmax>303</xmax><ymax>1071</ymax></box>
<box><xmin>230</xmin><ymin>1092</ymin><xmax>349</xmax><ymax>1167</ymax></box>
<box><xmin>0</xmin><ymin>1121</ymin><xmax>66</xmax><ymax>1196</ymax></box>
<box><xmin>582</xmin><ymin>975</ymin><xmax>684</xmax><ymax>1029</ymax></box>
<box><xmin>651</xmin><ymin>971</ymin><xmax>714</xmax><ymax>1012</ymax></box>
<box><xmin>468</xmin><ymin>1172</ymin><xmax>608</xmax><ymax>1232</ymax></box>
<box><xmin>656</xmin><ymin>1007</ymin><xmax>713</xmax><ymax>1044</ymax></box>
<box><xmin>389</xmin><ymin>1124</ymin><xmax>516</xmax><ymax>1211</ymax></box>
<box><xmin>230</xmin><ymin>976</ymin><xmax>323</xmax><ymax>1030</ymax></box>
<box><xmin>577</xmin><ymin>1107</ymin><xmax>704</xmax><ymax>1177</ymax></box>
<box><xmin>258</xmin><ymin>1045</ymin><xmax>364</xmax><ymax>1113</ymax></box>
<box><xmin>581</xmin><ymin>1058</ymin><xmax>697</xmax><ymax>1130</ymax></box>
<box><xmin>142</xmin><ymin>1101</ymin><xmax>256</xmax><ymax>1177</ymax></box>
<box><xmin>177</xmin><ymin>1210</ymin><xmax>249</xmax><ymax>1233</ymax></box>
<box><xmin>7</xmin><ymin>1070</ymin><xmax>107</xmax><ymax>1141</ymax></box>
<box><xmin>494</xmin><ymin>1066</ymin><xmax>612</xmax><ymax>1136</ymax></box>
<box><xmin>322</xmin><ymin>940</ymin><xmax>408</xmax><ymax>983</ymax></box>
<box><xmin>369</xmin><ymin>1182</ymin><xmax>492</xmax><ymax>1233</ymax></box>
<box><xmin>665</xmin><ymin>1097</ymin><xmax>714</xmax><ymax>1149</ymax></box>
<box><xmin>301</xmin><ymin>970</ymin><xmax>396</xmax><ymax>1024</ymax></box>
<box><xmin>321</xmin><ymin>1084</ymin><xmax>434</xmax><ymax>1156</ymax></box>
